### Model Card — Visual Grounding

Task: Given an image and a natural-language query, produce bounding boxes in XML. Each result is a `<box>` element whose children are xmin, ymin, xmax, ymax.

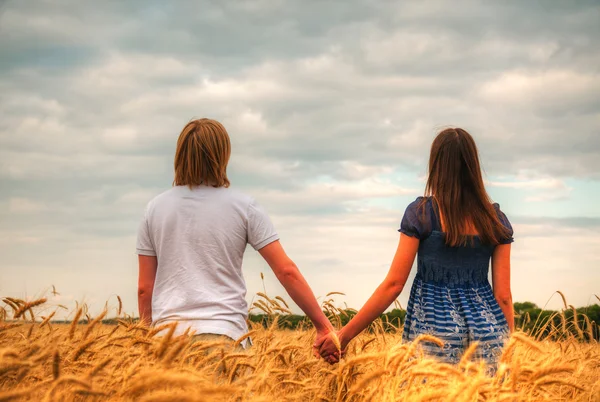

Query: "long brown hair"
<box><xmin>423</xmin><ymin>127</ymin><xmax>509</xmax><ymax>246</ymax></box>
<box><xmin>173</xmin><ymin>118</ymin><xmax>231</xmax><ymax>188</ymax></box>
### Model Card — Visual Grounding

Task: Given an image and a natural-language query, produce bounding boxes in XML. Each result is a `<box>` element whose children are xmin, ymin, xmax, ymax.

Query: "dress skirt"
<box><xmin>402</xmin><ymin>277</ymin><xmax>509</xmax><ymax>367</ymax></box>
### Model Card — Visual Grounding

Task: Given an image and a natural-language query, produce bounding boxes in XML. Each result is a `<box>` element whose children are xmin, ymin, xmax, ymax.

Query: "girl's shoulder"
<box><xmin>400</xmin><ymin>196</ymin><xmax>435</xmax><ymax>239</ymax></box>
<box><xmin>492</xmin><ymin>203</ymin><xmax>514</xmax><ymax>241</ymax></box>
<box><xmin>491</xmin><ymin>203</ymin><xmax>511</xmax><ymax>224</ymax></box>
<box><xmin>406</xmin><ymin>196</ymin><xmax>438</xmax><ymax>220</ymax></box>
<box><xmin>406</xmin><ymin>196</ymin><xmax>431</xmax><ymax>211</ymax></box>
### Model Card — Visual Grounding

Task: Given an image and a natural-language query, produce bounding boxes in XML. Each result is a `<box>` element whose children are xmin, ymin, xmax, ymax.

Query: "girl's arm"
<box><xmin>138</xmin><ymin>255</ymin><xmax>158</xmax><ymax>326</ymax></box>
<box><xmin>258</xmin><ymin>241</ymin><xmax>335</xmax><ymax>341</ymax></box>
<box><xmin>491</xmin><ymin>244</ymin><xmax>514</xmax><ymax>332</ymax></box>
<box><xmin>316</xmin><ymin>234</ymin><xmax>419</xmax><ymax>359</ymax></box>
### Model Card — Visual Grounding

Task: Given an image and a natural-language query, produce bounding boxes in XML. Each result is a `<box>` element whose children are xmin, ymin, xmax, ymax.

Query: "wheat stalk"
<box><xmin>0</xmin><ymin>290</ymin><xmax>597</xmax><ymax>401</ymax></box>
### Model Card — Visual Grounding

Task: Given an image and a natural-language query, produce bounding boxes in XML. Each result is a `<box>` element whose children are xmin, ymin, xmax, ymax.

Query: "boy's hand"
<box><xmin>314</xmin><ymin>330</ymin><xmax>346</xmax><ymax>364</ymax></box>
<box><xmin>313</xmin><ymin>326</ymin><xmax>334</xmax><ymax>357</ymax></box>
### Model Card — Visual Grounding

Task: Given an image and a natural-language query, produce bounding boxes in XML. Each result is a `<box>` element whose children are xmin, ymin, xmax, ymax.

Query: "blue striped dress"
<box><xmin>399</xmin><ymin>197</ymin><xmax>513</xmax><ymax>367</ymax></box>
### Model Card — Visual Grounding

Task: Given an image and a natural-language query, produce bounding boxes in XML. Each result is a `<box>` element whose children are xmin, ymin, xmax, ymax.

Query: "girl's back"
<box><xmin>315</xmin><ymin>127</ymin><xmax>515</xmax><ymax>369</ymax></box>
<box><xmin>402</xmin><ymin>197</ymin><xmax>512</xmax><ymax>287</ymax></box>
<box><xmin>400</xmin><ymin>198</ymin><xmax>513</xmax><ymax>366</ymax></box>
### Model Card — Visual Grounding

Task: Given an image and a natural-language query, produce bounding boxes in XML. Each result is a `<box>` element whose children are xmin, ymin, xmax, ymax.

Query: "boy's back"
<box><xmin>136</xmin><ymin>185</ymin><xmax>279</xmax><ymax>339</ymax></box>
<box><xmin>136</xmin><ymin>118</ymin><xmax>333</xmax><ymax>349</ymax></box>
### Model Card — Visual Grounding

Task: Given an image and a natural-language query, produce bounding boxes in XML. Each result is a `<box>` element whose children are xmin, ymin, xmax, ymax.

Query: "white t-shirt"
<box><xmin>136</xmin><ymin>185</ymin><xmax>279</xmax><ymax>343</ymax></box>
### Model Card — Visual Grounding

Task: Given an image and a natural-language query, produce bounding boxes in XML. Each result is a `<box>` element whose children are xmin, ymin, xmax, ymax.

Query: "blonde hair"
<box><xmin>173</xmin><ymin>118</ymin><xmax>231</xmax><ymax>188</ymax></box>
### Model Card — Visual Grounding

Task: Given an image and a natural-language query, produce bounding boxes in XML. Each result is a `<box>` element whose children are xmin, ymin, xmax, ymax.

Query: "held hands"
<box><xmin>313</xmin><ymin>329</ymin><xmax>349</xmax><ymax>364</ymax></box>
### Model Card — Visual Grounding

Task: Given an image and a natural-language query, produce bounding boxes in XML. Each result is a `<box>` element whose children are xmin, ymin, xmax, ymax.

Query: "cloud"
<box><xmin>258</xmin><ymin>178</ymin><xmax>416</xmax><ymax>215</ymax></box>
<box><xmin>0</xmin><ymin>0</ymin><xmax>599</xmax><ymax>314</ymax></box>
<box><xmin>8</xmin><ymin>197</ymin><xmax>48</xmax><ymax>214</ymax></box>
<box><xmin>478</xmin><ymin>70</ymin><xmax>600</xmax><ymax>107</ymax></box>
<box><xmin>488</xmin><ymin>176</ymin><xmax>573</xmax><ymax>202</ymax></box>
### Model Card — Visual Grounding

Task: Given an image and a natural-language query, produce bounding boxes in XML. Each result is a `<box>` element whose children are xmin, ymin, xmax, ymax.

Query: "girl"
<box><xmin>137</xmin><ymin>118</ymin><xmax>334</xmax><ymax>347</ymax></box>
<box><xmin>316</xmin><ymin>128</ymin><xmax>514</xmax><ymax>368</ymax></box>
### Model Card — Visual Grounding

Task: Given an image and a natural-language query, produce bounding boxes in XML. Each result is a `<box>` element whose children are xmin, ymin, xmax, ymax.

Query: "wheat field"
<box><xmin>1</xmin><ymin>294</ymin><xmax>599</xmax><ymax>402</ymax></box>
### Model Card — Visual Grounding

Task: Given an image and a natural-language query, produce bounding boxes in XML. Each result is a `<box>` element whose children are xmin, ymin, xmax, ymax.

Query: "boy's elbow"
<box><xmin>138</xmin><ymin>286</ymin><xmax>152</xmax><ymax>298</ymax></box>
<box><xmin>275</xmin><ymin>263</ymin><xmax>300</xmax><ymax>283</ymax></box>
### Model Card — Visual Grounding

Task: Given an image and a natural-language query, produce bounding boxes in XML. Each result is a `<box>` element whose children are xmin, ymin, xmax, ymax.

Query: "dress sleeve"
<box><xmin>399</xmin><ymin>198</ymin><xmax>427</xmax><ymax>239</ymax></box>
<box><xmin>494</xmin><ymin>203</ymin><xmax>514</xmax><ymax>244</ymax></box>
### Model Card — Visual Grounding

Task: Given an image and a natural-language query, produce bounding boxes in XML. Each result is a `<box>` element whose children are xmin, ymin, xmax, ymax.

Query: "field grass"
<box><xmin>1</xmin><ymin>296</ymin><xmax>599</xmax><ymax>401</ymax></box>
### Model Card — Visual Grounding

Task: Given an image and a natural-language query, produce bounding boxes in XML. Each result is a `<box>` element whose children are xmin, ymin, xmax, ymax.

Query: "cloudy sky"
<box><xmin>1</xmin><ymin>1</ymin><xmax>599</xmax><ymax>318</ymax></box>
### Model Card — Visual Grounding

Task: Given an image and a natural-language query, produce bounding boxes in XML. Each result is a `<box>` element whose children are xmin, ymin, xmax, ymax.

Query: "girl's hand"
<box><xmin>313</xmin><ymin>327</ymin><xmax>334</xmax><ymax>358</ymax></box>
<box><xmin>314</xmin><ymin>330</ymin><xmax>347</xmax><ymax>364</ymax></box>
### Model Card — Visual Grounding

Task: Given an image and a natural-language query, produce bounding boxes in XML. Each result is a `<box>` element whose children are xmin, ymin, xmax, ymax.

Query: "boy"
<box><xmin>136</xmin><ymin>118</ymin><xmax>333</xmax><ymax>348</ymax></box>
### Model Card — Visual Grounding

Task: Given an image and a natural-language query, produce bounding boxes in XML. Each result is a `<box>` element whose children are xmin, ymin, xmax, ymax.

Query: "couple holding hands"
<box><xmin>137</xmin><ymin>118</ymin><xmax>513</xmax><ymax>369</ymax></box>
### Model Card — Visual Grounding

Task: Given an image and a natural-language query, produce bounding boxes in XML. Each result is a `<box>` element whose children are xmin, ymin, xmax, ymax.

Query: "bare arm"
<box><xmin>491</xmin><ymin>244</ymin><xmax>514</xmax><ymax>332</ymax></box>
<box><xmin>258</xmin><ymin>241</ymin><xmax>334</xmax><ymax>336</ymax></box>
<box><xmin>318</xmin><ymin>234</ymin><xmax>419</xmax><ymax>358</ymax></box>
<box><xmin>138</xmin><ymin>255</ymin><xmax>158</xmax><ymax>326</ymax></box>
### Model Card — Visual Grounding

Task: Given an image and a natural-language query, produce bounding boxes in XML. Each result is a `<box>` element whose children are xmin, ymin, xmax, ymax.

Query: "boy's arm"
<box><xmin>258</xmin><ymin>240</ymin><xmax>334</xmax><ymax>340</ymax></box>
<box><xmin>138</xmin><ymin>255</ymin><xmax>158</xmax><ymax>326</ymax></box>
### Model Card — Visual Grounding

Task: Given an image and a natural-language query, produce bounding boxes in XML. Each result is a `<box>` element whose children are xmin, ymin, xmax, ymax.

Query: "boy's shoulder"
<box><xmin>146</xmin><ymin>187</ymin><xmax>179</xmax><ymax>206</ymax></box>
<box><xmin>221</xmin><ymin>186</ymin><xmax>254</xmax><ymax>204</ymax></box>
<box><xmin>147</xmin><ymin>186</ymin><xmax>256</xmax><ymax>207</ymax></box>
<box><xmin>209</xmin><ymin>186</ymin><xmax>256</xmax><ymax>210</ymax></box>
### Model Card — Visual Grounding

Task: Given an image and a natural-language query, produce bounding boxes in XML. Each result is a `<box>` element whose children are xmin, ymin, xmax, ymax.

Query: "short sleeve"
<box><xmin>136</xmin><ymin>205</ymin><xmax>157</xmax><ymax>256</ymax></box>
<box><xmin>398</xmin><ymin>198</ymin><xmax>427</xmax><ymax>239</ymax></box>
<box><xmin>247</xmin><ymin>199</ymin><xmax>280</xmax><ymax>250</ymax></box>
<box><xmin>494</xmin><ymin>203</ymin><xmax>514</xmax><ymax>244</ymax></box>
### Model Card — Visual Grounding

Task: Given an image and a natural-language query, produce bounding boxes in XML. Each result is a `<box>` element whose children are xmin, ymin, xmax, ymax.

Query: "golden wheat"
<box><xmin>0</xmin><ymin>295</ymin><xmax>598</xmax><ymax>402</ymax></box>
